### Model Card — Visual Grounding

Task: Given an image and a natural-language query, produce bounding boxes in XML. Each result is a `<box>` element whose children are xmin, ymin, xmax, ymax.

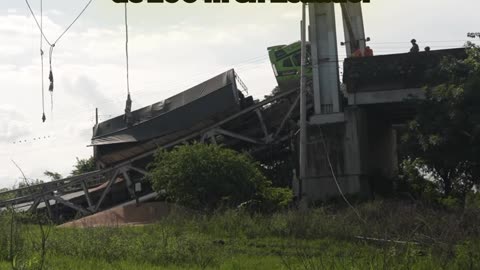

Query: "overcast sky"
<box><xmin>0</xmin><ymin>0</ymin><xmax>479</xmax><ymax>189</ymax></box>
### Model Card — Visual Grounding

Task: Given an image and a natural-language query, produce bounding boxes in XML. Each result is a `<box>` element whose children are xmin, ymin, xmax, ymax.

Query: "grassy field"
<box><xmin>1</xmin><ymin>200</ymin><xmax>480</xmax><ymax>270</ymax></box>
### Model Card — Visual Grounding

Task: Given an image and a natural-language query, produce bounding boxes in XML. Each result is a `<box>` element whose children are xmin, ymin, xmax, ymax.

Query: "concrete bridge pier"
<box><xmin>299</xmin><ymin>106</ymin><xmax>398</xmax><ymax>202</ymax></box>
<box><xmin>299</xmin><ymin>2</ymin><xmax>399</xmax><ymax>202</ymax></box>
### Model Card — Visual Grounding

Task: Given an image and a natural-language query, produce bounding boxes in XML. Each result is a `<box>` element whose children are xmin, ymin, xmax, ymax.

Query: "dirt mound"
<box><xmin>59</xmin><ymin>202</ymin><xmax>185</xmax><ymax>228</ymax></box>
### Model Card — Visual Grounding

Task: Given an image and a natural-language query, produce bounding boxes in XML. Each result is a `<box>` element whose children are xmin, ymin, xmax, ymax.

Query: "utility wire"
<box><xmin>39</xmin><ymin>0</ymin><xmax>45</xmax><ymax>122</ymax></box>
<box><xmin>20</xmin><ymin>41</ymin><xmax>466</xmax><ymax>124</ymax></box>
<box><xmin>319</xmin><ymin>127</ymin><xmax>366</xmax><ymax>224</ymax></box>
<box><xmin>124</xmin><ymin>3</ymin><xmax>132</xmax><ymax>123</ymax></box>
<box><xmin>125</xmin><ymin>3</ymin><xmax>130</xmax><ymax>96</ymax></box>
<box><xmin>25</xmin><ymin>0</ymin><xmax>51</xmax><ymax>47</ymax></box>
<box><xmin>25</xmin><ymin>0</ymin><xmax>95</xmax><ymax>122</ymax></box>
<box><xmin>25</xmin><ymin>0</ymin><xmax>94</xmax><ymax>47</ymax></box>
<box><xmin>49</xmin><ymin>44</ymin><xmax>54</xmax><ymax>113</ymax></box>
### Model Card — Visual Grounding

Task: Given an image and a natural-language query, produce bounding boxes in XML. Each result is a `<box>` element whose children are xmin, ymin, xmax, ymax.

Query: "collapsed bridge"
<box><xmin>0</xmin><ymin>44</ymin><xmax>468</xmax><ymax>221</ymax></box>
<box><xmin>0</xmin><ymin>69</ymin><xmax>307</xmax><ymax>221</ymax></box>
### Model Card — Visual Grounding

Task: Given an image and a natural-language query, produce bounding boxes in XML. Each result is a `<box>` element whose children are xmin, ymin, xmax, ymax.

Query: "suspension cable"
<box><xmin>124</xmin><ymin>3</ymin><xmax>132</xmax><ymax>123</ymax></box>
<box><xmin>25</xmin><ymin>0</ymin><xmax>94</xmax><ymax>122</ymax></box>
<box><xmin>40</xmin><ymin>0</ymin><xmax>46</xmax><ymax>122</ymax></box>
<box><xmin>125</xmin><ymin>3</ymin><xmax>130</xmax><ymax>96</ymax></box>
<box><xmin>25</xmin><ymin>0</ymin><xmax>94</xmax><ymax>47</ymax></box>
<box><xmin>48</xmin><ymin>44</ymin><xmax>54</xmax><ymax>113</ymax></box>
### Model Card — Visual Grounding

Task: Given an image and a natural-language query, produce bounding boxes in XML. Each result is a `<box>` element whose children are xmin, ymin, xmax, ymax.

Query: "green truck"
<box><xmin>268</xmin><ymin>41</ymin><xmax>312</xmax><ymax>90</ymax></box>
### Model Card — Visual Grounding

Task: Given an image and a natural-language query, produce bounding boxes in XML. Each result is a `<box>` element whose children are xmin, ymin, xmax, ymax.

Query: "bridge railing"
<box><xmin>343</xmin><ymin>48</ymin><xmax>467</xmax><ymax>93</ymax></box>
<box><xmin>0</xmin><ymin>169</ymin><xmax>110</xmax><ymax>208</ymax></box>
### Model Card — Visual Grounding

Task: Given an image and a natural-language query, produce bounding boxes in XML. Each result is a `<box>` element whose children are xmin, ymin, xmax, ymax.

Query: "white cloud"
<box><xmin>0</xmin><ymin>105</ymin><xmax>32</xmax><ymax>143</ymax></box>
<box><xmin>0</xmin><ymin>10</ymin><xmax>284</xmax><ymax>189</ymax></box>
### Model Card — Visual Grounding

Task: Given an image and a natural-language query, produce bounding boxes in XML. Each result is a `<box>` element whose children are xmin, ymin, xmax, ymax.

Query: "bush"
<box><xmin>148</xmin><ymin>143</ymin><xmax>291</xmax><ymax>211</ymax></box>
<box><xmin>71</xmin><ymin>156</ymin><xmax>96</xmax><ymax>176</ymax></box>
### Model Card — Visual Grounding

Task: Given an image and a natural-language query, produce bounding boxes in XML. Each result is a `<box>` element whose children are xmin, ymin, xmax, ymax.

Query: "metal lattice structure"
<box><xmin>0</xmin><ymin>84</ymin><xmax>307</xmax><ymax>221</ymax></box>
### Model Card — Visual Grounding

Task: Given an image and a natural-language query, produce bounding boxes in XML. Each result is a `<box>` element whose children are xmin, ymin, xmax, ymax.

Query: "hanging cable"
<box><xmin>25</xmin><ymin>0</ymin><xmax>94</xmax><ymax>46</ymax></box>
<box><xmin>39</xmin><ymin>0</ymin><xmax>46</xmax><ymax>123</ymax></box>
<box><xmin>124</xmin><ymin>3</ymin><xmax>133</xmax><ymax>124</ymax></box>
<box><xmin>48</xmin><ymin>44</ymin><xmax>55</xmax><ymax>113</ymax></box>
<box><xmin>25</xmin><ymin>0</ymin><xmax>94</xmax><ymax>122</ymax></box>
<box><xmin>319</xmin><ymin>128</ymin><xmax>366</xmax><ymax>224</ymax></box>
<box><xmin>125</xmin><ymin>3</ymin><xmax>130</xmax><ymax>96</ymax></box>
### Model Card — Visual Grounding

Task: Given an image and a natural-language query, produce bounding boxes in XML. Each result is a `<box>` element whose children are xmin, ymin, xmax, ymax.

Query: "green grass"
<box><xmin>1</xmin><ymin>200</ymin><xmax>480</xmax><ymax>269</ymax></box>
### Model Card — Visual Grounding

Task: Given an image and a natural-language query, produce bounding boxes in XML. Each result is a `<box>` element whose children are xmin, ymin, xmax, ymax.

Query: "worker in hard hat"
<box><xmin>353</xmin><ymin>48</ymin><xmax>363</xmax><ymax>57</ymax></box>
<box><xmin>352</xmin><ymin>41</ymin><xmax>363</xmax><ymax>57</ymax></box>
<box><xmin>410</xmin><ymin>39</ymin><xmax>419</xmax><ymax>53</ymax></box>
<box><xmin>364</xmin><ymin>46</ymin><xmax>374</xmax><ymax>57</ymax></box>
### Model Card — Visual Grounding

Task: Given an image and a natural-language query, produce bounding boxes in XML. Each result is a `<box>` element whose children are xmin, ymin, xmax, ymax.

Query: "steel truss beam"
<box><xmin>44</xmin><ymin>195</ymin><xmax>90</xmax><ymax>216</ymax></box>
<box><xmin>274</xmin><ymin>93</ymin><xmax>300</xmax><ymax>140</ymax></box>
<box><xmin>94</xmin><ymin>169</ymin><xmax>119</xmax><ymax>212</ymax></box>
<box><xmin>2</xmin><ymin>87</ymin><xmax>303</xmax><ymax>218</ymax></box>
<box><xmin>214</xmin><ymin>128</ymin><xmax>263</xmax><ymax>145</ymax></box>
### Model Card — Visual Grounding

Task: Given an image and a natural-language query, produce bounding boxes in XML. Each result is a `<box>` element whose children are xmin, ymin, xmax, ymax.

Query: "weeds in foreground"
<box><xmin>1</xmin><ymin>200</ymin><xmax>479</xmax><ymax>269</ymax></box>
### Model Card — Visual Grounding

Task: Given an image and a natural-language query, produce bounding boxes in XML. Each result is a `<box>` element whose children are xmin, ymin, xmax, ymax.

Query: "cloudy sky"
<box><xmin>0</xmin><ymin>0</ymin><xmax>479</xmax><ymax>189</ymax></box>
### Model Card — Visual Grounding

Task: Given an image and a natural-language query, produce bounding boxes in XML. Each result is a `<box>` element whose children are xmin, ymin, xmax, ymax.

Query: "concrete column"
<box><xmin>342</xmin><ymin>106</ymin><xmax>370</xmax><ymax>198</ymax></box>
<box><xmin>309</xmin><ymin>3</ymin><xmax>341</xmax><ymax>114</ymax></box>
<box><xmin>301</xmin><ymin>107</ymin><xmax>370</xmax><ymax>202</ymax></box>
<box><xmin>343</xmin><ymin>107</ymin><xmax>367</xmax><ymax>176</ymax></box>
<box><xmin>341</xmin><ymin>3</ymin><xmax>367</xmax><ymax>56</ymax></box>
<box><xmin>367</xmin><ymin>118</ymin><xmax>399</xmax><ymax>179</ymax></box>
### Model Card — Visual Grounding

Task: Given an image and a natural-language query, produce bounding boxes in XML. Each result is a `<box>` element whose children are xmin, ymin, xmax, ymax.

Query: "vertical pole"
<box><xmin>299</xmin><ymin>3</ymin><xmax>308</xmax><ymax>201</ymax></box>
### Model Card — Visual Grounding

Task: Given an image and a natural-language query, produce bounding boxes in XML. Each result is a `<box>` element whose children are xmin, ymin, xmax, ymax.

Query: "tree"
<box><xmin>71</xmin><ymin>156</ymin><xmax>96</xmax><ymax>176</ymax></box>
<box><xmin>400</xmin><ymin>43</ymin><xmax>480</xmax><ymax>200</ymax></box>
<box><xmin>148</xmin><ymin>143</ymin><xmax>292</xmax><ymax>210</ymax></box>
<box><xmin>0</xmin><ymin>188</ymin><xmax>13</xmax><ymax>202</ymax></box>
<box><xmin>43</xmin><ymin>171</ymin><xmax>62</xmax><ymax>181</ymax></box>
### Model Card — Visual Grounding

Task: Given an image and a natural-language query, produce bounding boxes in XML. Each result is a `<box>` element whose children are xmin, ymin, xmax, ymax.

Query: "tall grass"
<box><xmin>1</xmin><ymin>200</ymin><xmax>479</xmax><ymax>269</ymax></box>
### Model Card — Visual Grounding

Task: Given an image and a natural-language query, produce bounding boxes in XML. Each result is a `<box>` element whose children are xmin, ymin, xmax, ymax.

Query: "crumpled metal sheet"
<box><xmin>91</xmin><ymin>69</ymin><xmax>238</xmax><ymax>146</ymax></box>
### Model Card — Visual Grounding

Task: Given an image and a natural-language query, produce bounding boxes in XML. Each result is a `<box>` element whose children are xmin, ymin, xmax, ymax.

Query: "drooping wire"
<box><xmin>124</xmin><ymin>3</ymin><xmax>132</xmax><ymax>123</ymax></box>
<box><xmin>52</xmin><ymin>0</ymin><xmax>94</xmax><ymax>46</ymax></box>
<box><xmin>319</xmin><ymin>128</ymin><xmax>366</xmax><ymax>224</ymax></box>
<box><xmin>24</xmin><ymin>0</ymin><xmax>95</xmax><ymax>122</ymax></box>
<box><xmin>25</xmin><ymin>0</ymin><xmax>94</xmax><ymax>47</ymax></box>
<box><xmin>25</xmin><ymin>0</ymin><xmax>51</xmax><ymax>46</ymax></box>
<box><xmin>125</xmin><ymin>3</ymin><xmax>130</xmax><ymax>96</ymax></box>
<box><xmin>39</xmin><ymin>0</ymin><xmax>46</xmax><ymax>122</ymax></box>
<box><xmin>48</xmin><ymin>44</ymin><xmax>55</xmax><ymax>113</ymax></box>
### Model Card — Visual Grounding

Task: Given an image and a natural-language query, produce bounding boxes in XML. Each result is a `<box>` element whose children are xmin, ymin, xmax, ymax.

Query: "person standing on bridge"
<box><xmin>353</xmin><ymin>48</ymin><xmax>363</xmax><ymax>57</ymax></box>
<box><xmin>352</xmin><ymin>41</ymin><xmax>363</xmax><ymax>57</ymax></box>
<box><xmin>364</xmin><ymin>46</ymin><xmax>374</xmax><ymax>57</ymax></box>
<box><xmin>410</xmin><ymin>39</ymin><xmax>420</xmax><ymax>53</ymax></box>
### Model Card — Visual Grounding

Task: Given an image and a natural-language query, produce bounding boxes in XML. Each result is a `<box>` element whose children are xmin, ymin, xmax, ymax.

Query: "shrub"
<box><xmin>148</xmin><ymin>143</ymin><xmax>290</xmax><ymax>211</ymax></box>
<box><xmin>71</xmin><ymin>156</ymin><xmax>96</xmax><ymax>176</ymax></box>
